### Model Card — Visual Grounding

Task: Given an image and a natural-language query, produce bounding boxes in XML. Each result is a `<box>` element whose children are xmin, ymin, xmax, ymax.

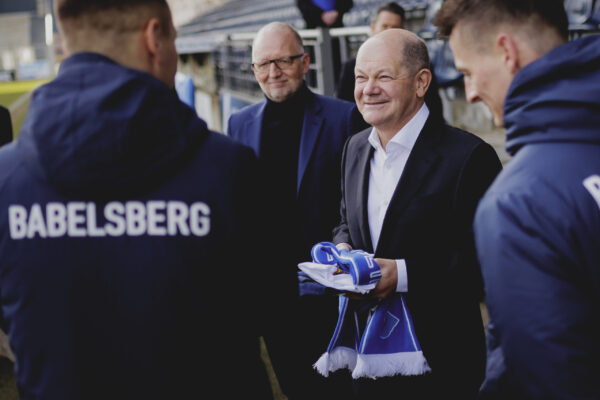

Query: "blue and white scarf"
<box><xmin>299</xmin><ymin>242</ymin><xmax>431</xmax><ymax>379</ymax></box>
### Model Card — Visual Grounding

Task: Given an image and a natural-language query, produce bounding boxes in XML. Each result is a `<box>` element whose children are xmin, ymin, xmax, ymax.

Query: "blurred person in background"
<box><xmin>296</xmin><ymin>0</ymin><xmax>353</xmax><ymax>28</ymax></box>
<box><xmin>296</xmin><ymin>0</ymin><xmax>354</xmax><ymax>82</ymax></box>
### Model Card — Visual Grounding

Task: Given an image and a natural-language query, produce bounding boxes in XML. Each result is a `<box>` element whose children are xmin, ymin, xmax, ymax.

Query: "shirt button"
<box><xmin>385</xmin><ymin>164</ymin><xmax>392</xmax><ymax>170</ymax></box>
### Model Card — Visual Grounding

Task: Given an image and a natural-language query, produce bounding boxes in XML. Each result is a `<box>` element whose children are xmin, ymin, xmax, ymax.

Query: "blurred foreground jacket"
<box><xmin>0</xmin><ymin>53</ymin><xmax>294</xmax><ymax>400</ymax></box>
<box><xmin>475</xmin><ymin>35</ymin><xmax>600</xmax><ymax>400</ymax></box>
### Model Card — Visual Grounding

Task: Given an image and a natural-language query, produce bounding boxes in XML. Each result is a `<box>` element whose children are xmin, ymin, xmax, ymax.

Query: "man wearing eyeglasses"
<box><xmin>227</xmin><ymin>21</ymin><xmax>367</xmax><ymax>400</ymax></box>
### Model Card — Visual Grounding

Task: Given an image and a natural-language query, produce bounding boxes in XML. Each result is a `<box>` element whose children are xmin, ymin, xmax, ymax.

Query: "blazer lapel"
<box><xmin>349</xmin><ymin>134</ymin><xmax>375</xmax><ymax>253</ymax></box>
<box><xmin>242</xmin><ymin>102</ymin><xmax>267</xmax><ymax>157</ymax></box>
<box><xmin>376</xmin><ymin>118</ymin><xmax>441</xmax><ymax>253</ymax></box>
<box><xmin>297</xmin><ymin>93</ymin><xmax>324</xmax><ymax>194</ymax></box>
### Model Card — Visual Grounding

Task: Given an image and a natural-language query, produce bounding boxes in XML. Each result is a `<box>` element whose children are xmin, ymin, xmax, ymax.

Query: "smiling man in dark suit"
<box><xmin>332</xmin><ymin>28</ymin><xmax>502</xmax><ymax>399</ymax></box>
<box><xmin>227</xmin><ymin>21</ymin><xmax>367</xmax><ymax>400</ymax></box>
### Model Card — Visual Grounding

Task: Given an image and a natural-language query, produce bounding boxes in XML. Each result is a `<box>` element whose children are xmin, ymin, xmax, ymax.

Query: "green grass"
<box><xmin>0</xmin><ymin>93</ymin><xmax>23</xmax><ymax>108</ymax></box>
<box><xmin>0</xmin><ymin>79</ymin><xmax>48</xmax><ymax>97</ymax></box>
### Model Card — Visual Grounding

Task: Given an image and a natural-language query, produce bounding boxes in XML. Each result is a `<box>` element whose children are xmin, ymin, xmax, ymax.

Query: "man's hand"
<box><xmin>336</xmin><ymin>242</ymin><xmax>352</xmax><ymax>252</ymax></box>
<box><xmin>372</xmin><ymin>258</ymin><xmax>398</xmax><ymax>299</ymax></box>
<box><xmin>321</xmin><ymin>10</ymin><xmax>339</xmax><ymax>26</ymax></box>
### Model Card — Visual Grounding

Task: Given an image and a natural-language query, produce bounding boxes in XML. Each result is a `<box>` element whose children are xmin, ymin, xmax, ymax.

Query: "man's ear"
<box><xmin>301</xmin><ymin>53</ymin><xmax>311</xmax><ymax>75</ymax></box>
<box><xmin>496</xmin><ymin>33</ymin><xmax>520</xmax><ymax>74</ymax></box>
<box><xmin>141</xmin><ymin>18</ymin><xmax>162</xmax><ymax>60</ymax></box>
<box><xmin>415</xmin><ymin>68</ymin><xmax>432</xmax><ymax>98</ymax></box>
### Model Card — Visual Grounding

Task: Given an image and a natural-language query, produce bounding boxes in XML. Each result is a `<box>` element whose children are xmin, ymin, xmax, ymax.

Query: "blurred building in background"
<box><xmin>167</xmin><ymin>0</ymin><xmax>229</xmax><ymax>27</ymax></box>
<box><xmin>0</xmin><ymin>0</ymin><xmax>56</xmax><ymax>81</ymax></box>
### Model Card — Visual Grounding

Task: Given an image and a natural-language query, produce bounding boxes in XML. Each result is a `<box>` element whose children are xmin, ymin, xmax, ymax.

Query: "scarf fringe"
<box><xmin>313</xmin><ymin>347</ymin><xmax>357</xmax><ymax>377</ymax></box>
<box><xmin>352</xmin><ymin>351</ymin><xmax>431</xmax><ymax>379</ymax></box>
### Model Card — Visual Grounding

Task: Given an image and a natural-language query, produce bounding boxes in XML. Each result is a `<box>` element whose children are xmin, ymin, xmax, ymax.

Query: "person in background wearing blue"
<box><xmin>227</xmin><ymin>21</ymin><xmax>367</xmax><ymax>400</ymax></box>
<box><xmin>296</xmin><ymin>0</ymin><xmax>353</xmax><ymax>28</ymax></box>
<box><xmin>296</xmin><ymin>0</ymin><xmax>353</xmax><ymax>82</ymax></box>
<box><xmin>336</xmin><ymin>2</ymin><xmax>445</xmax><ymax>123</ymax></box>
<box><xmin>435</xmin><ymin>0</ymin><xmax>600</xmax><ymax>398</ymax></box>
<box><xmin>0</xmin><ymin>0</ymin><xmax>295</xmax><ymax>399</ymax></box>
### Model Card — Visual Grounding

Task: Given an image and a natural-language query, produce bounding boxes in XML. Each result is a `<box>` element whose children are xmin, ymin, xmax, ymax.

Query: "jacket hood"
<box><xmin>17</xmin><ymin>52</ymin><xmax>206</xmax><ymax>199</ymax></box>
<box><xmin>504</xmin><ymin>35</ymin><xmax>600</xmax><ymax>155</ymax></box>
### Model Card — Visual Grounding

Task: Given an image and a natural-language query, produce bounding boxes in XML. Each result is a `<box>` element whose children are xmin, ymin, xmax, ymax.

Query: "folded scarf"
<box><xmin>301</xmin><ymin>242</ymin><xmax>431</xmax><ymax>379</ymax></box>
<box><xmin>298</xmin><ymin>242</ymin><xmax>380</xmax><ymax>294</ymax></box>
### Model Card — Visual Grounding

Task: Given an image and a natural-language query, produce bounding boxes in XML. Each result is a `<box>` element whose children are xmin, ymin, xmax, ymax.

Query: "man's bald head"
<box><xmin>355</xmin><ymin>29</ymin><xmax>432</xmax><ymax>141</ymax></box>
<box><xmin>251</xmin><ymin>22</ymin><xmax>309</xmax><ymax>102</ymax></box>
<box><xmin>252</xmin><ymin>22</ymin><xmax>304</xmax><ymax>59</ymax></box>
<box><xmin>360</xmin><ymin>28</ymin><xmax>430</xmax><ymax>76</ymax></box>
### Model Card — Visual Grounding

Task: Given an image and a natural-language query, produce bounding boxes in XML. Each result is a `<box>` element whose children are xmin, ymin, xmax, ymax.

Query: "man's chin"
<box><xmin>267</xmin><ymin>90</ymin><xmax>293</xmax><ymax>103</ymax></box>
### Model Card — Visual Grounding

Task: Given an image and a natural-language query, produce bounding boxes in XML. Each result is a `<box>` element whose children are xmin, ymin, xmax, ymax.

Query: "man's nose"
<box><xmin>268</xmin><ymin>62</ymin><xmax>282</xmax><ymax>77</ymax></box>
<box><xmin>363</xmin><ymin>78</ymin><xmax>379</xmax><ymax>95</ymax></box>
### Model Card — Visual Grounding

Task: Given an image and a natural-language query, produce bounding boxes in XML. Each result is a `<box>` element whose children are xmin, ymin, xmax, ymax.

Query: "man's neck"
<box><xmin>375</xmin><ymin>102</ymin><xmax>424</xmax><ymax>150</ymax></box>
<box><xmin>64</xmin><ymin>31</ymin><xmax>150</xmax><ymax>76</ymax></box>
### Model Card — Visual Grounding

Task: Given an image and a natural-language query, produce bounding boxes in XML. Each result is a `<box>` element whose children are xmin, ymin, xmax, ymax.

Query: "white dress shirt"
<box><xmin>367</xmin><ymin>103</ymin><xmax>429</xmax><ymax>292</ymax></box>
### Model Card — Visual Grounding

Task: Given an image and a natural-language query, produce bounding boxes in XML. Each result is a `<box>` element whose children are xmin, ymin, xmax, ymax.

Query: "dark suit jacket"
<box><xmin>333</xmin><ymin>116</ymin><xmax>502</xmax><ymax>398</ymax></box>
<box><xmin>296</xmin><ymin>0</ymin><xmax>353</xmax><ymax>28</ymax></box>
<box><xmin>0</xmin><ymin>106</ymin><xmax>12</xmax><ymax>146</ymax></box>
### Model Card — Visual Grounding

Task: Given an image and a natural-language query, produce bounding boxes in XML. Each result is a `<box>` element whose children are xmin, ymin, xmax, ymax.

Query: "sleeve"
<box><xmin>225</xmin><ymin>113</ymin><xmax>236</xmax><ymax>138</ymax></box>
<box><xmin>395</xmin><ymin>259</ymin><xmax>408</xmax><ymax>292</ymax></box>
<box><xmin>474</xmin><ymin>185</ymin><xmax>600</xmax><ymax>399</ymax></box>
<box><xmin>234</xmin><ymin>146</ymin><xmax>298</xmax><ymax>334</ymax></box>
<box><xmin>453</xmin><ymin>141</ymin><xmax>502</xmax><ymax>302</ymax></box>
<box><xmin>0</xmin><ymin>292</ymin><xmax>6</xmax><ymax>332</ymax></box>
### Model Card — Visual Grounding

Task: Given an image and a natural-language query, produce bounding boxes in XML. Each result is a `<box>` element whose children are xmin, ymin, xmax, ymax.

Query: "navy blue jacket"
<box><xmin>0</xmin><ymin>53</ymin><xmax>290</xmax><ymax>400</ymax></box>
<box><xmin>475</xmin><ymin>35</ymin><xmax>600</xmax><ymax>399</ymax></box>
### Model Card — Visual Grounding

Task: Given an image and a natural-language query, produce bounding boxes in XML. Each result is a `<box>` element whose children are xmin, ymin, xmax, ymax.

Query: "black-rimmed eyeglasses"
<box><xmin>251</xmin><ymin>54</ymin><xmax>304</xmax><ymax>73</ymax></box>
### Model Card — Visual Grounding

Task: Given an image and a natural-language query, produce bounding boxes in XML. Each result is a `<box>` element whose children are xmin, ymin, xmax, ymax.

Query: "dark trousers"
<box><xmin>353</xmin><ymin>373</ymin><xmax>437</xmax><ymax>399</ymax></box>
<box><xmin>264</xmin><ymin>295</ymin><xmax>353</xmax><ymax>400</ymax></box>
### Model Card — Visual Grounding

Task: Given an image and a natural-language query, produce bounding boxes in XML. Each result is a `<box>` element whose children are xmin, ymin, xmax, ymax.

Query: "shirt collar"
<box><xmin>368</xmin><ymin>103</ymin><xmax>430</xmax><ymax>154</ymax></box>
